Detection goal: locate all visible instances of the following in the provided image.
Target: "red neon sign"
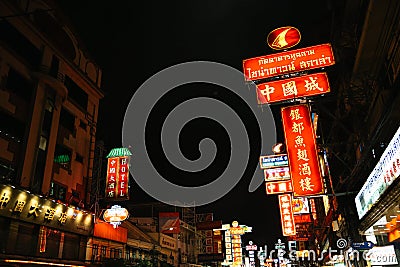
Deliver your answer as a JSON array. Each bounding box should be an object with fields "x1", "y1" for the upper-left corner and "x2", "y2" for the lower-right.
[
  {"x1": 265, "y1": 180, "x2": 293, "y2": 195},
  {"x1": 278, "y1": 194, "x2": 296, "y2": 236},
  {"x1": 281, "y1": 104, "x2": 324, "y2": 197},
  {"x1": 105, "y1": 156, "x2": 130, "y2": 200},
  {"x1": 256, "y1": 72, "x2": 330, "y2": 104},
  {"x1": 267, "y1": 26, "x2": 301, "y2": 50},
  {"x1": 243, "y1": 43, "x2": 335, "y2": 81}
]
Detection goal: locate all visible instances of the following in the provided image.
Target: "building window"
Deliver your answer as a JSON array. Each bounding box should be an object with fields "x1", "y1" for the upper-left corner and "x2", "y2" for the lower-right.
[
  {"x1": 101, "y1": 245, "x2": 107, "y2": 259},
  {"x1": 64, "y1": 76, "x2": 88, "y2": 111},
  {"x1": 79, "y1": 120, "x2": 87, "y2": 130},
  {"x1": 54, "y1": 144, "x2": 72, "y2": 170},
  {"x1": 6, "y1": 68, "x2": 34, "y2": 102},
  {"x1": 59, "y1": 107, "x2": 75, "y2": 134},
  {"x1": 0, "y1": 110, "x2": 25, "y2": 142},
  {"x1": 92, "y1": 244, "x2": 98, "y2": 262},
  {"x1": 49, "y1": 181, "x2": 66, "y2": 202},
  {"x1": 0, "y1": 20, "x2": 41, "y2": 67},
  {"x1": 75, "y1": 153, "x2": 84, "y2": 163}
]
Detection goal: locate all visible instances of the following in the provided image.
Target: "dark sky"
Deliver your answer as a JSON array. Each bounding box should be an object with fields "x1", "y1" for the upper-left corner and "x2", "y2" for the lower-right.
[{"x1": 57, "y1": 0, "x2": 334, "y2": 250}]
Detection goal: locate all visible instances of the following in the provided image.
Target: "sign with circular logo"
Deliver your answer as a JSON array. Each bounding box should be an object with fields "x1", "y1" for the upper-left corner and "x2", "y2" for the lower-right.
[
  {"x1": 267, "y1": 26, "x2": 301, "y2": 50},
  {"x1": 103, "y1": 205, "x2": 129, "y2": 228}
]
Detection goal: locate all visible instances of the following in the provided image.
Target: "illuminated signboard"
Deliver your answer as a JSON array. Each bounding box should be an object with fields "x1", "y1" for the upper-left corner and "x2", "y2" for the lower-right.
[
  {"x1": 278, "y1": 194, "x2": 296, "y2": 236},
  {"x1": 256, "y1": 72, "x2": 330, "y2": 104},
  {"x1": 366, "y1": 245, "x2": 398, "y2": 265},
  {"x1": 224, "y1": 221, "x2": 252, "y2": 265},
  {"x1": 281, "y1": 104, "x2": 324, "y2": 197},
  {"x1": 105, "y1": 149, "x2": 131, "y2": 201},
  {"x1": 355, "y1": 125, "x2": 400, "y2": 219},
  {"x1": 267, "y1": 26, "x2": 301, "y2": 50},
  {"x1": 292, "y1": 197, "x2": 310, "y2": 214},
  {"x1": 265, "y1": 180, "x2": 293, "y2": 195},
  {"x1": 0, "y1": 184, "x2": 93, "y2": 236},
  {"x1": 294, "y1": 214, "x2": 312, "y2": 224},
  {"x1": 243, "y1": 43, "x2": 335, "y2": 81},
  {"x1": 259, "y1": 154, "x2": 288, "y2": 169},
  {"x1": 264, "y1": 167, "x2": 290, "y2": 181},
  {"x1": 103, "y1": 205, "x2": 129, "y2": 228}
]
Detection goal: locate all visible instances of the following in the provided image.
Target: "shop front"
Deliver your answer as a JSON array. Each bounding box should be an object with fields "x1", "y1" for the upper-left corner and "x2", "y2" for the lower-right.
[
  {"x1": 0, "y1": 184, "x2": 93, "y2": 266},
  {"x1": 353, "y1": 126, "x2": 400, "y2": 267}
]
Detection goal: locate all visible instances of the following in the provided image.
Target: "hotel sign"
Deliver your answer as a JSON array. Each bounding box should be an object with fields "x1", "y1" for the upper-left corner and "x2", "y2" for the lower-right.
[
  {"x1": 256, "y1": 72, "x2": 330, "y2": 104},
  {"x1": 105, "y1": 156, "x2": 130, "y2": 200},
  {"x1": 243, "y1": 43, "x2": 335, "y2": 81},
  {"x1": 281, "y1": 104, "x2": 324, "y2": 197},
  {"x1": 0, "y1": 184, "x2": 93, "y2": 235}
]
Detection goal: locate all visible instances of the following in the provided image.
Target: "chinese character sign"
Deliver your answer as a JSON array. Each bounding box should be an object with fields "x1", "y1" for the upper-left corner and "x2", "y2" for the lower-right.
[
  {"x1": 105, "y1": 156, "x2": 130, "y2": 200},
  {"x1": 281, "y1": 104, "x2": 324, "y2": 196},
  {"x1": 278, "y1": 194, "x2": 296, "y2": 236},
  {"x1": 243, "y1": 43, "x2": 335, "y2": 81},
  {"x1": 0, "y1": 184, "x2": 93, "y2": 236},
  {"x1": 265, "y1": 180, "x2": 293, "y2": 195},
  {"x1": 256, "y1": 72, "x2": 330, "y2": 104}
]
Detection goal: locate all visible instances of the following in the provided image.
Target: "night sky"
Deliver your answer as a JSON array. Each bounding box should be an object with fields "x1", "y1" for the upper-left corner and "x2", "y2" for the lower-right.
[{"x1": 57, "y1": 0, "x2": 334, "y2": 250}]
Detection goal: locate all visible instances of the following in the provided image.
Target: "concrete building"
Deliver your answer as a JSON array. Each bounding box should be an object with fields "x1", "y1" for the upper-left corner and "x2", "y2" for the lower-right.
[{"x1": 0, "y1": 0, "x2": 103, "y2": 266}]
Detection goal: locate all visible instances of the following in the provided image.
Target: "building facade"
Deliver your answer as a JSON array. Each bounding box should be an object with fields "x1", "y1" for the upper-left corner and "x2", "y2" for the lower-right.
[
  {"x1": 316, "y1": 0, "x2": 400, "y2": 266},
  {"x1": 0, "y1": 0, "x2": 103, "y2": 266}
]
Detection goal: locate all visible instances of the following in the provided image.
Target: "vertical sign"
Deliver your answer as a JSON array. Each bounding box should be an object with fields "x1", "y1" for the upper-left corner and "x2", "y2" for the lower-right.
[
  {"x1": 105, "y1": 157, "x2": 118, "y2": 199},
  {"x1": 117, "y1": 156, "x2": 129, "y2": 199},
  {"x1": 105, "y1": 156, "x2": 130, "y2": 200},
  {"x1": 278, "y1": 194, "x2": 296, "y2": 236},
  {"x1": 281, "y1": 104, "x2": 324, "y2": 197}
]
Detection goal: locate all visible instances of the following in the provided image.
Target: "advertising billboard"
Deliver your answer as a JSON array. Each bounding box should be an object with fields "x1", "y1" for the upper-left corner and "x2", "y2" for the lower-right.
[{"x1": 159, "y1": 212, "x2": 180, "y2": 234}]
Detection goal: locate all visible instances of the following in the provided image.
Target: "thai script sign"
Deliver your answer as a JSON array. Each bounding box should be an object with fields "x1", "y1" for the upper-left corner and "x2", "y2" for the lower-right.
[
  {"x1": 243, "y1": 43, "x2": 335, "y2": 81},
  {"x1": 259, "y1": 154, "x2": 288, "y2": 169}
]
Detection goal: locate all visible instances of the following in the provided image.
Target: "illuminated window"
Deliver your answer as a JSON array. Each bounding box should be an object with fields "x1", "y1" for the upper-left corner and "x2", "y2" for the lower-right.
[{"x1": 49, "y1": 182, "x2": 66, "y2": 202}]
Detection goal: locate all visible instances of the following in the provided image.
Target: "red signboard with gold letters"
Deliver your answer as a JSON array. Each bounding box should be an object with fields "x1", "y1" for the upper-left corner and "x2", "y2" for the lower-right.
[
  {"x1": 242, "y1": 43, "x2": 335, "y2": 81},
  {"x1": 281, "y1": 104, "x2": 324, "y2": 197},
  {"x1": 278, "y1": 194, "x2": 296, "y2": 236},
  {"x1": 256, "y1": 72, "x2": 330, "y2": 104},
  {"x1": 105, "y1": 156, "x2": 130, "y2": 200}
]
